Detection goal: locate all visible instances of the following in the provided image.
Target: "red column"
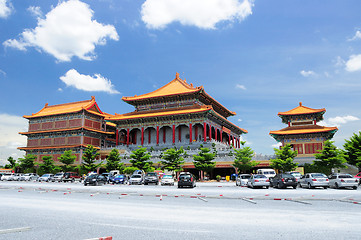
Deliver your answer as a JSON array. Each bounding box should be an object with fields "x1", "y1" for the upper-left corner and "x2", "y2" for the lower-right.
[
  {"x1": 115, "y1": 129, "x2": 119, "y2": 145},
  {"x1": 178, "y1": 127, "x2": 181, "y2": 142},
  {"x1": 203, "y1": 122, "x2": 207, "y2": 142},
  {"x1": 209, "y1": 125, "x2": 212, "y2": 141},
  {"x1": 156, "y1": 126, "x2": 159, "y2": 145},
  {"x1": 148, "y1": 129, "x2": 151, "y2": 144},
  {"x1": 141, "y1": 127, "x2": 144, "y2": 146},
  {"x1": 220, "y1": 130, "x2": 223, "y2": 142},
  {"x1": 215, "y1": 128, "x2": 217, "y2": 142},
  {"x1": 126, "y1": 128, "x2": 130, "y2": 146},
  {"x1": 172, "y1": 125, "x2": 175, "y2": 144},
  {"x1": 232, "y1": 136, "x2": 234, "y2": 147},
  {"x1": 189, "y1": 123, "x2": 193, "y2": 143}
]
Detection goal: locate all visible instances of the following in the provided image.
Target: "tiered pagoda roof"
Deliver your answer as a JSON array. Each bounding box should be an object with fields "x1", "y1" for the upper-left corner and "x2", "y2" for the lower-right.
[
  {"x1": 278, "y1": 102, "x2": 325, "y2": 123},
  {"x1": 122, "y1": 73, "x2": 236, "y2": 118},
  {"x1": 23, "y1": 96, "x2": 104, "y2": 118},
  {"x1": 270, "y1": 125, "x2": 338, "y2": 136}
]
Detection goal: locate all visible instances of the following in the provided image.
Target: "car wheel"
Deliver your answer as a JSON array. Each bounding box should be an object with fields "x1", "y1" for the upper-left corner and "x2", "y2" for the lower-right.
[
  {"x1": 353, "y1": 186, "x2": 357, "y2": 190},
  {"x1": 277, "y1": 183, "x2": 282, "y2": 189},
  {"x1": 308, "y1": 183, "x2": 313, "y2": 189},
  {"x1": 71, "y1": 178, "x2": 75, "y2": 182},
  {"x1": 251, "y1": 183, "x2": 255, "y2": 189},
  {"x1": 178, "y1": 185, "x2": 181, "y2": 188},
  {"x1": 323, "y1": 186, "x2": 328, "y2": 189},
  {"x1": 293, "y1": 185, "x2": 297, "y2": 189},
  {"x1": 84, "y1": 183, "x2": 87, "y2": 186},
  {"x1": 335, "y1": 183, "x2": 339, "y2": 189},
  {"x1": 144, "y1": 183, "x2": 148, "y2": 185}
]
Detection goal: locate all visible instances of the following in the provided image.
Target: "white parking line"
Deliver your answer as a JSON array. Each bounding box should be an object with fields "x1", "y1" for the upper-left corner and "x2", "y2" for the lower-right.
[{"x1": 0, "y1": 227, "x2": 31, "y2": 234}]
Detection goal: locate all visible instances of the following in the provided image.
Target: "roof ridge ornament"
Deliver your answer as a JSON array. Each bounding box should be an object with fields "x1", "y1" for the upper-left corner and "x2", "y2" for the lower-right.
[
  {"x1": 176, "y1": 72, "x2": 180, "y2": 79},
  {"x1": 299, "y1": 102, "x2": 302, "y2": 106}
]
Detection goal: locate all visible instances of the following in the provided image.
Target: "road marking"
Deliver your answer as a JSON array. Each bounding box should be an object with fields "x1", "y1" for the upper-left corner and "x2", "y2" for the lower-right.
[
  {"x1": 0, "y1": 227, "x2": 31, "y2": 234},
  {"x1": 197, "y1": 196, "x2": 208, "y2": 202},
  {"x1": 241, "y1": 198, "x2": 257, "y2": 204}
]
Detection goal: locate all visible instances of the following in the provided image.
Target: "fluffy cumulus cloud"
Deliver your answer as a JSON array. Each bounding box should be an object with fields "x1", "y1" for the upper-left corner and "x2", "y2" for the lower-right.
[
  {"x1": 0, "y1": 113, "x2": 28, "y2": 165},
  {"x1": 345, "y1": 54, "x2": 361, "y2": 72},
  {"x1": 300, "y1": 70, "x2": 316, "y2": 77},
  {"x1": 141, "y1": 0, "x2": 254, "y2": 29},
  {"x1": 0, "y1": 0, "x2": 12, "y2": 18},
  {"x1": 60, "y1": 69, "x2": 120, "y2": 94},
  {"x1": 3, "y1": 0, "x2": 119, "y2": 62},
  {"x1": 348, "y1": 30, "x2": 361, "y2": 41},
  {"x1": 320, "y1": 115, "x2": 360, "y2": 127},
  {"x1": 27, "y1": 6, "x2": 43, "y2": 18}
]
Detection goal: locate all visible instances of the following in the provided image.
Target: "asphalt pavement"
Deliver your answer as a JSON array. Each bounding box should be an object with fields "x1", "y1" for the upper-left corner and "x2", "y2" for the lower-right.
[{"x1": 0, "y1": 181, "x2": 360, "y2": 240}]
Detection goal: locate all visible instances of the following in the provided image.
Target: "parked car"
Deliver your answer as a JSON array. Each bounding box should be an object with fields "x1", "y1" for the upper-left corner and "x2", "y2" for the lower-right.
[
  {"x1": 19, "y1": 173, "x2": 39, "y2": 181},
  {"x1": 111, "y1": 174, "x2": 127, "y2": 184},
  {"x1": 84, "y1": 174, "x2": 107, "y2": 186},
  {"x1": 247, "y1": 174, "x2": 270, "y2": 189},
  {"x1": 178, "y1": 172, "x2": 196, "y2": 188},
  {"x1": 1, "y1": 173, "x2": 14, "y2": 181},
  {"x1": 161, "y1": 175, "x2": 175, "y2": 186},
  {"x1": 299, "y1": 173, "x2": 329, "y2": 189},
  {"x1": 129, "y1": 174, "x2": 144, "y2": 185},
  {"x1": 62, "y1": 172, "x2": 81, "y2": 182},
  {"x1": 235, "y1": 174, "x2": 251, "y2": 187},
  {"x1": 144, "y1": 172, "x2": 159, "y2": 185},
  {"x1": 354, "y1": 172, "x2": 361, "y2": 185},
  {"x1": 11, "y1": 173, "x2": 23, "y2": 181},
  {"x1": 256, "y1": 169, "x2": 276, "y2": 178},
  {"x1": 52, "y1": 172, "x2": 64, "y2": 182},
  {"x1": 270, "y1": 173, "x2": 297, "y2": 189},
  {"x1": 38, "y1": 174, "x2": 54, "y2": 182},
  {"x1": 286, "y1": 171, "x2": 302, "y2": 182},
  {"x1": 329, "y1": 173, "x2": 358, "y2": 190}
]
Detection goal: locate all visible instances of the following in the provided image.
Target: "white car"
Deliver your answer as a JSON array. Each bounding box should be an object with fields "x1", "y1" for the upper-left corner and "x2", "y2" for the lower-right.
[
  {"x1": 38, "y1": 174, "x2": 54, "y2": 182},
  {"x1": 256, "y1": 169, "x2": 276, "y2": 178},
  {"x1": 1, "y1": 173, "x2": 14, "y2": 181},
  {"x1": 329, "y1": 173, "x2": 358, "y2": 190},
  {"x1": 236, "y1": 174, "x2": 251, "y2": 186},
  {"x1": 20, "y1": 173, "x2": 39, "y2": 181},
  {"x1": 299, "y1": 173, "x2": 329, "y2": 189},
  {"x1": 11, "y1": 173, "x2": 23, "y2": 181},
  {"x1": 160, "y1": 175, "x2": 175, "y2": 186},
  {"x1": 129, "y1": 174, "x2": 144, "y2": 185}
]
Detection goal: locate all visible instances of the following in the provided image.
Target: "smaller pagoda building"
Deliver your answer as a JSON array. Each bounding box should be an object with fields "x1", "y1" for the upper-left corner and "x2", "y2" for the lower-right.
[
  {"x1": 18, "y1": 97, "x2": 116, "y2": 164},
  {"x1": 269, "y1": 102, "x2": 338, "y2": 164}
]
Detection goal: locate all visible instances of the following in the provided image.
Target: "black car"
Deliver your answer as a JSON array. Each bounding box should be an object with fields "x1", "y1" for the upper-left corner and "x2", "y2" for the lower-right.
[
  {"x1": 270, "y1": 173, "x2": 297, "y2": 189},
  {"x1": 84, "y1": 174, "x2": 107, "y2": 186},
  {"x1": 178, "y1": 172, "x2": 196, "y2": 188},
  {"x1": 144, "y1": 172, "x2": 159, "y2": 185}
]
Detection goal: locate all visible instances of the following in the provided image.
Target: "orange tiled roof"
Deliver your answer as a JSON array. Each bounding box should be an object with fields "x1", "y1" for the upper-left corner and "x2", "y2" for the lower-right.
[
  {"x1": 18, "y1": 144, "x2": 100, "y2": 150},
  {"x1": 106, "y1": 104, "x2": 212, "y2": 121},
  {"x1": 19, "y1": 127, "x2": 114, "y2": 135},
  {"x1": 122, "y1": 73, "x2": 202, "y2": 102},
  {"x1": 24, "y1": 96, "x2": 104, "y2": 118},
  {"x1": 278, "y1": 102, "x2": 325, "y2": 116},
  {"x1": 269, "y1": 125, "x2": 338, "y2": 135}
]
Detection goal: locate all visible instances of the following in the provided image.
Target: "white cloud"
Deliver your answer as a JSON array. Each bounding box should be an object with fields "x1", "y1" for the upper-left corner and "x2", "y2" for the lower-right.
[
  {"x1": 236, "y1": 84, "x2": 246, "y2": 90},
  {"x1": 272, "y1": 142, "x2": 282, "y2": 148},
  {"x1": 348, "y1": 30, "x2": 361, "y2": 41},
  {"x1": 141, "y1": 0, "x2": 254, "y2": 30},
  {"x1": 0, "y1": 113, "x2": 27, "y2": 165},
  {"x1": 3, "y1": 0, "x2": 119, "y2": 62},
  {"x1": 345, "y1": 54, "x2": 361, "y2": 72},
  {"x1": 334, "y1": 56, "x2": 345, "y2": 67},
  {"x1": 0, "y1": 0, "x2": 12, "y2": 19},
  {"x1": 320, "y1": 115, "x2": 360, "y2": 127},
  {"x1": 60, "y1": 69, "x2": 120, "y2": 94},
  {"x1": 238, "y1": 118, "x2": 242, "y2": 122},
  {"x1": 27, "y1": 6, "x2": 43, "y2": 18},
  {"x1": 300, "y1": 70, "x2": 316, "y2": 77}
]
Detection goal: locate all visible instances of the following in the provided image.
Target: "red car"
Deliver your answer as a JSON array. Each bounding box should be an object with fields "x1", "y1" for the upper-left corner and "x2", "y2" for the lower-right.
[{"x1": 63, "y1": 172, "x2": 82, "y2": 182}]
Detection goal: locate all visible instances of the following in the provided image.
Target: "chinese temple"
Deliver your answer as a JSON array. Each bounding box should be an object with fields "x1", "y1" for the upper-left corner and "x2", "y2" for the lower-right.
[
  {"x1": 18, "y1": 97, "x2": 116, "y2": 164},
  {"x1": 269, "y1": 102, "x2": 338, "y2": 164},
  {"x1": 106, "y1": 73, "x2": 247, "y2": 150}
]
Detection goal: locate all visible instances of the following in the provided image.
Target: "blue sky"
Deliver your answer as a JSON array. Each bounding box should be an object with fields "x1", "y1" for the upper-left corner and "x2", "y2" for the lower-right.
[{"x1": 1, "y1": 0, "x2": 361, "y2": 165}]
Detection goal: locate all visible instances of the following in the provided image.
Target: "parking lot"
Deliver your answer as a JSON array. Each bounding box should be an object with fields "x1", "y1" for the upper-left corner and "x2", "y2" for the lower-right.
[{"x1": 1, "y1": 181, "x2": 360, "y2": 240}]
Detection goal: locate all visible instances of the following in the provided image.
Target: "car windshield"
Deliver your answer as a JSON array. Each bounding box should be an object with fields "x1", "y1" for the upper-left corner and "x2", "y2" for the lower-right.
[
  {"x1": 42, "y1": 174, "x2": 50, "y2": 177},
  {"x1": 241, "y1": 175, "x2": 251, "y2": 179},
  {"x1": 147, "y1": 173, "x2": 157, "y2": 176},
  {"x1": 291, "y1": 172, "x2": 302, "y2": 177},
  {"x1": 282, "y1": 174, "x2": 293, "y2": 178},
  {"x1": 180, "y1": 175, "x2": 191, "y2": 180},
  {"x1": 163, "y1": 175, "x2": 172, "y2": 179},
  {"x1": 339, "y1": 174, "x2": 352, "y2": 178},
  {"x1": 254, "y1": 175, "x2": 267, "y2": 179},
  {"x1": 311, "y1": 173, "x2": 326, "y2": 178},
  {"x1": 131, "y1": 175, "x2": 141, "y2": 179},
  {"x1": 115, "y1": 175, "x2": 124, "y2": 178},
  {"x1": 88, "y1": 175, "x2": 98, "y2": 179},
  {"x1": 54, "y1": 173, "x2": 63, "y2": 176},
  {"x1": 24, "y1": 174, "x2": 31, "y2": 176}
]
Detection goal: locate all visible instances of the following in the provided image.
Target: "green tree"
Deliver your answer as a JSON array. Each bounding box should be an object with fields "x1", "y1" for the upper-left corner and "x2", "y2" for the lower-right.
[
  {"x1": 6, "y1": 156, "x2": 17, "y2": 168},
  {"x1": 193, "y1": 147, "x2": 216, "y2": 180},
  {"x1": 233, "y1": 141, "x2": 258, "y2": 174},
  {"x1": 161, "y1": 147, "x2": 185, "y2": 174},
  {"x1": 270, "y1": 144, "x2": 298, "y2": 173},
  {"x1": 38, "y1": 155, "x2": 56, "y2": 175},
  {"x1": 343, "y1": 131, "x2": 361, "y2": 169},
  {"x1": 59, "y1": 150, "x2": 76, "y2": 172},
  {"x1": 105, "y1": 149, "x2": 124, "y2": 172},
  {"x1": 124, "y1": 166, "x2": 139, "y2": 175},
  {"x1": 19, "y1": 154, "x2": 36, "y2": 173},
  {"x1": 129, "y1": 146, "x2": 153, "y2": 172},
  {"x1": 81, "y1": 145, "x2": 101, "y2": 172},
  {"x1": 314, "y1": 140, "x2": 346, "y2": 175}
]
